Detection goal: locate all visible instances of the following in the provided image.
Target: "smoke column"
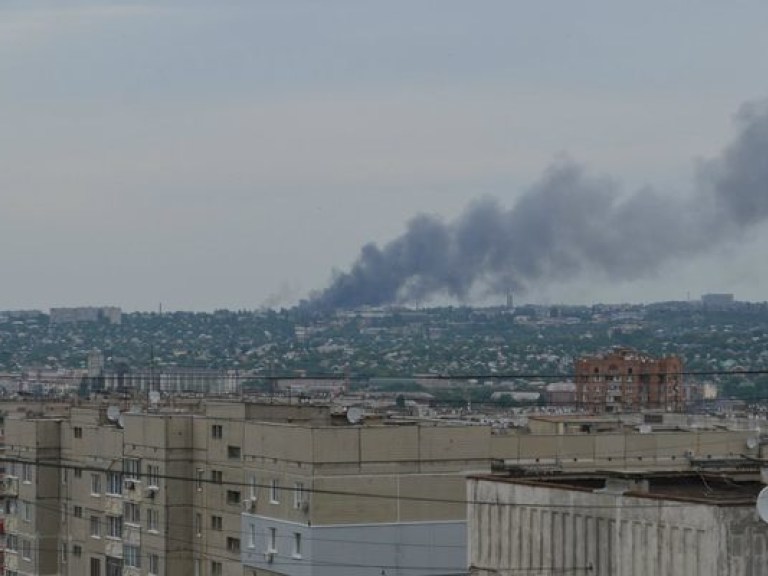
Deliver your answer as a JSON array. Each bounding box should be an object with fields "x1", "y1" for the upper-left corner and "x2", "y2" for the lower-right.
[{"x1": 312, "y1": 100, "x2": 768, "y2": 309}]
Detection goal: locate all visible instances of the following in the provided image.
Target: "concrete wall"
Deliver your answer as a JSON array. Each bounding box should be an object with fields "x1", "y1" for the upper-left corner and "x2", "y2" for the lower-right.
[
  {"x1": 242, "y1": 514, "x2": 467, "y2": 576},
  {"x1": 468, "y1": 478, "x2": 768, "y2": 576}
]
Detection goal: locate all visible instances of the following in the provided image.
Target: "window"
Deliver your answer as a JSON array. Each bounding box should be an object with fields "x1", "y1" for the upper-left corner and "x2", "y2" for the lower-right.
[
  {"x1": 195, "y1": 513, "x2": 202, "y2": 537},
  {"x1": 211, "y1": 424, "x2": 223, "y2": 439},
  {"x1": 107, "y1": 472, "x2": 122, "y2": 495},
  {"x1": 91, "y1": 473, "x2": 101, "y2": 495},
  {"x1": 293, "y1": 482, "x2": 305, "y2": 509},
  {"x1": 270, "y1": 479, "x2": 280, "y2": 503},
  {"x1": 90, "y1": 515, "x2": 101, "y2": 538},
  {"x1": 147, "y1": 508, "x2": 159, "y2": 532},
  {"x1": 211, "y1": 470, "x2": 223, "y2": 484},
  {"x1": 6, "y1": 534, "x2": 17, "y2": 552},
  {"x1": 124, "y1": 502, "x2": 140, "y2": 525},
  {"x1": 90, "y1": 557, "x2": 101, "y2": 576},
  {"x1": 196, "y1": 468, "x2": 204, "y2": 490},
  {"x1": 227, "y1": 445, "x2": 241, "y2": 459},
  {"x1": 148, "y1": 554, "x2": 159, "y2": 576},
  {"x1": 106, "y1": 557, "x2": 122, "y2": 576},
  {"x1": 249, "y1": 523, "x2": 256, "y2": 548},
  {"x1": 21, "y1": 463, "x2": 32, "y2": 483},
  {"x1": 124, "y1": 545, "x2": 141, "y2": 568},
  {"x1": 226, "y1": 490, "x2": 241, "y2": 505},
  {"x1": 267, "y1": 527, "x2": 277, "y2": 552},
  {"x1": 75, "y1": 467, "x2": 82, "y2": 479},
  {"x1": 248, "y1": 474, "x2": 257, "y2": 500},
  {"x1": 74, "y1": 426, "x2": 83, "y2": 439},
  {"x1": 72, "y1": 544, "x2": 82, "y2": 557},
  {"x1": 211, "y1": 515, "x2": 222, "y2": 531},
  {"x1": 61, "y1": 542, "x2": 68, "y2": 564},
  {"x1": 74, "y1": 505, "x2": 83, "y2": 518},
  {"x1": 21, "y1": 500, "x2": 31, "y2": 522},
  {"x1": 123, "y1": 458, "x2": 140, "y2": 480},
  {"x1": 21, "y1": 539, "x2": 31, "y2": 560},
  {"x1": 293, "y1": 532, "x2": 302, "y2": 558},
  {"x1": 211, "y1": 561, "x2": 222, "y2": 576},
  {"x1": 146, "y1": 464, "x2": 160, "y2": 488},
  {"x1": 226, "y1": 537, "x2": 241, "y2": 553},
  {"x1": 107, "y1": 515, "x2": 123, "y2": 539}
]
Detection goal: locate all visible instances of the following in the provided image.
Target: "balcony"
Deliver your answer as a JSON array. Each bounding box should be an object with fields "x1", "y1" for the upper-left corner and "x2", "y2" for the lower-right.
[
  {"x1": 5, "y1": 516, "x2": 18, "y2": 533},
  {"x1": 123, "y1": 524, "x2": 141, "y2": 547},
  {"x1": 5, "y1": 551, "x2": 18, "y2": 571},
  {"x1": 123, "y1": 479, "x2": 143, "y2": 503},
  {"x1": 105, "y1": 539, "x2": 123, "y2": 559},
  {"x1": 0, "y1": 477, "x2": 19, "y2": 497},
  {"x1": 123, "y1": 567, "x2": 141, "y2": 576},
  {"x1": 104, "y1": 495, "x2": 123, "y2": 515}
]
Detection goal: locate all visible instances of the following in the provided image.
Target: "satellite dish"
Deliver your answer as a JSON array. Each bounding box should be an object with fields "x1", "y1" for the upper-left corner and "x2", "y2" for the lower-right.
[
  {"x1": 149, "y1": 391, "x2": 160, "y2": 406},
  {"x1": 117, "y1": 413, "x2": 125, "y2": 429},
  {"x1": 757, "y1": 486, "x2": 768, "y2": 523},
  {"x1": 747, "y1": 437, "x2": 760, "y2": 450},
  {"x1": 106, "y1": 405, "x2": 120, "y2": 422},
  {"x1": 346, "y1": 407, "x2": 364, "y2": 424}
]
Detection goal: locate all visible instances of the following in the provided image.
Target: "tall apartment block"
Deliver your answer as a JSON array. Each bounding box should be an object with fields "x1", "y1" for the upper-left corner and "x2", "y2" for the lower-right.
[{"x1": 575, "y1": 347, "x2": 684, "y2": 413}]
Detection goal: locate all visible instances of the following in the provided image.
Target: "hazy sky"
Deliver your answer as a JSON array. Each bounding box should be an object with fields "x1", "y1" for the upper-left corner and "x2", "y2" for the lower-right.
[{"x1": 3, "y1": 1, "x2": 768, "y2": 311}]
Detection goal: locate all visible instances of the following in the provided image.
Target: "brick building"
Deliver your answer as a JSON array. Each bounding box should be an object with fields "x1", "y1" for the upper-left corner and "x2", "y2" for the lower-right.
[{"x1": 575, "y1": 348, "x2": 683, "y2": 413}]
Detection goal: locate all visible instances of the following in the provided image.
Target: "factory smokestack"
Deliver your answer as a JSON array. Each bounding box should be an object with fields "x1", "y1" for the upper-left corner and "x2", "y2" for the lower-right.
[{"x1": 312, "y1": 100, "x2": 768, "y2": 309}]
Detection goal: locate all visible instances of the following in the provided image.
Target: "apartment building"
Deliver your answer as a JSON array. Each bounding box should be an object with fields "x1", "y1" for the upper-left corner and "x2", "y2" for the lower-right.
[
  {"x1": 575, "y1": 347, "x2": 684, "y2": 413},
  {"x1": 1, "y1": 400, "x2": 763, "y2": 576}
]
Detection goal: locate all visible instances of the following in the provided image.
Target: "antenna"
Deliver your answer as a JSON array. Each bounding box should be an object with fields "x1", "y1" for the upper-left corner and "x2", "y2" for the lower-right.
[
  {"x1": 106, "y1": 405, "x2": 120, "y2": 422},
  {"x1": 757, "y1": 486, "x2": 768, "y2": 523},
  {"x1": 346, "y1": 406, "x2": 364, "y2": 425}
]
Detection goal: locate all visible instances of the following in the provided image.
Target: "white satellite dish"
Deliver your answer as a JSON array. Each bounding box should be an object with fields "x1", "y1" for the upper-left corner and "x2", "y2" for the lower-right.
[
  {"x1": 757, "y1": 486, "x2": 768, "y2": 523},
  {"x1": 747, "y1": 437, "x2": 759, "y2": 450},
  {"x1": 346, "y1": 407, "x2": 364, "y2": 424},
  {"x1": 106, "y1": 405, "x2": 120, "y2": 422},
  {"x1": 149, "y1": 391, "x2": 160, "y2": 406},
  {"x1": 117, "y1": 413, "x2": 125, "y2": 429}
]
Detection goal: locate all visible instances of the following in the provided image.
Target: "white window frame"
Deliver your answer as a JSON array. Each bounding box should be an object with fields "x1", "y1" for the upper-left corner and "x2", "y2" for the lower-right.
[
  {"x1": 90, "y1": 515, "x2": 101, "y2": 538},
  {"x1": 293, "y1": 532, "x2": 302, "y2": 558},
  {"x1": 293, "y1": 481, "x2": 305, "y2": 509},
  {"x1": 270, "y1": 479, "x2": 280, "y2": 504},
  {"x1": 267, "y1": 526, "x2": 277, "y2": 553}
]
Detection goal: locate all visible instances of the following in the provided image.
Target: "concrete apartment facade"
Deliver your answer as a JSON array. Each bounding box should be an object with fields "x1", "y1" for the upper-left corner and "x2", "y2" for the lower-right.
[
  {"x1": 467, "y1": 472, "x2": 768, "y2": 576},
  {"x1": 0, "y1": 400, "x2": 764, "y2": 576},
  {"x1": 575, "y1": 347, "x2": 684, "y2": 413}
]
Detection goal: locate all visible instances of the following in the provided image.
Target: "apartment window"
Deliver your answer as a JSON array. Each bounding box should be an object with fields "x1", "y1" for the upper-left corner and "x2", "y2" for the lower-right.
[
  {"x1": 74, "y1": 505, "x2": 83, "y2": 518},
  {"x1": 148, "y1": 554, "x2": 160, "y2": 576},
  {"x1": 123, "y1": 458, "x2": 141, "y2": 480},
  {"x1": 61, "y1": 468, "x2": 68, "y2": 485},
  {"x1": 75, "y1": 467, "x2": 82, "y2": 479},
  {"x1": 21, "y1": 539, "x2": 32, "y2": 560},
  {"x1": 267, "y1": 527, "x2": 277, "y2": 552},
  {"x1": 211, "y1": 561, "x2": 223, "y2": 576},
  {"x1": 61, "y1": 542, "x2": 68, "y2": 564},
  {"x1": 72, "y1": 544, "x2": 82, "y2": 557},
  {"x1": 107, "y1": 472, "x2": 122, "y2": 495},
  {"x1": 196, "y1": 468, "x2": 204, "y2": 490},
  {"x1": 227, "y1": 445, "x2": 241, "y2": 459},
  {"x1": 211, "y1": 515, "x2": 223, "y2": 531},
  {"x1": 74, "y1": 426, "x2": 83, "y2": 439},
  {"x1": 147, "y1": 508, "x2": 159, "y2": 532},
  {"x1": 90, "y1": 557, "x2": 101, "y2": 576},
  {"x1": 226, "y1": 490, "x2": 241, "y2": 505},
  {"x1": 195, "y1": 513, "x2": 202, "y2": 537},
  {"x1": 146, "y1": 464, "x2": 160, "y2": 488},
  {"x1": 107, "y1": 515, "x2": 123, "y2": 539},
  {"x1": 21, "y1": 500, "x2": 31, "y2": 522},
  {"x1": 194, "y1": 559, "x2": 201, "y2": 576},
  {"x1": 21, "y1": 463, "x2": 32, "y2": 483},
  {"x1": 293, "y1": 532, "x2": 302, "y2": 558},
  {"x1": 91, "y1": 473, "x2": 101, "y2": 495},
  {"x1": 293, "y1": 481, "x2": 305, "y2": 509},
  {"x1": 90, "y1": 515, "x2": 101, "y2": 538},
  {"x1": 124, "y1": 545, "x2": 141, "y2": 568},
  {"x1": 226, "y1": 537, "x2": 241, "y2": 553},
  {"x1": 106, "y1": 557, "x2": 122, "y2": 576},
  {"x1": 249, "y1": 523, "x2": 257, "y2": 548},
  {"x1": 249, "y1": 474, "x2": 258, "y2": 500},
  {"x1": 211, "y1": 470, "x2": 223, "y2": 484},
  {"x1": 211, "y1": 424, "x2": 223, "y2": 439},
  {"x1": 6, "y1": 534, "x2": 17, "y2": 552},
  {"x1": 270, "y1": 479, "x2": 280, "y2": 503},
  {"x1": 124, "y1": 502, "x2": 140, "y2": 525}
]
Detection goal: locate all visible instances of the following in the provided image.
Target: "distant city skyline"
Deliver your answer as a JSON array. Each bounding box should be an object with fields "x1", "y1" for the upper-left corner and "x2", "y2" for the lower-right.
[{"x1": 2, "y1": 1, "x2": 768, "y2": 311}]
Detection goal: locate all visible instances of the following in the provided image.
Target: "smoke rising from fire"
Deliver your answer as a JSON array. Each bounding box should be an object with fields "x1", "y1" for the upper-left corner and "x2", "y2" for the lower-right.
[{"x1": 312, "y1": 101, "x2": 768, "y2": 309}]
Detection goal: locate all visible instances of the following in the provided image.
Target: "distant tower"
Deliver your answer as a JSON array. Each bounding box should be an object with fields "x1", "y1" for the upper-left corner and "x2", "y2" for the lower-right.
[{"x1": 506, "y1": 290, "x2": 514, "y2": 310}]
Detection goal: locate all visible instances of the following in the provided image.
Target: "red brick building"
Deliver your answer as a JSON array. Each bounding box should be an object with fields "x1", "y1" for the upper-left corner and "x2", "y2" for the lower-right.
[{"x1": 575, "y1": 347, "x2": 683, "y2": 413}]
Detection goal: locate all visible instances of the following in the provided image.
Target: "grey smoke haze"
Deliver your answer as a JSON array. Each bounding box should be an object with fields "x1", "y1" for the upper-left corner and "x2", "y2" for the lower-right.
[{"x1": 314, "y1": 101, "x2": 768, "y2": 309}]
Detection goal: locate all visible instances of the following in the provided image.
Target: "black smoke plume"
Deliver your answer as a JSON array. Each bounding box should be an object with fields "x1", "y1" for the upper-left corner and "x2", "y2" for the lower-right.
[{"x1": 312, "y1": 100, "x2": 768, "y2": 309}]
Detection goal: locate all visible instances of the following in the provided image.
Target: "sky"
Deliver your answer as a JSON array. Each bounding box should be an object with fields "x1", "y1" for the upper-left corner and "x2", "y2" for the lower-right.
[{"x1": 2, "y1": 1, "x2": 768, "y2": 311}]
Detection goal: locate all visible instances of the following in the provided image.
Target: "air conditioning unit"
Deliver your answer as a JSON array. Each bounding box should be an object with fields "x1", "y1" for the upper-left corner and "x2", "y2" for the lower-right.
[
  {"x1": 145, "y1": 486, "x2": 158, "y2": 498},
  {"x1": 243, "y1": 499, "x2": 257, "y2": 513},
  {"x1": 123, "y1": 478, "x2": 138, "y2": 491}
]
